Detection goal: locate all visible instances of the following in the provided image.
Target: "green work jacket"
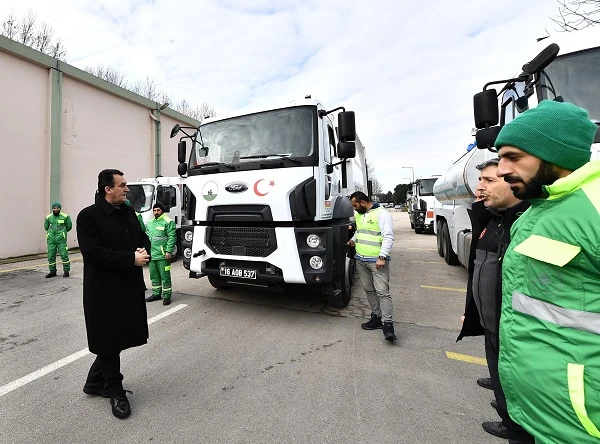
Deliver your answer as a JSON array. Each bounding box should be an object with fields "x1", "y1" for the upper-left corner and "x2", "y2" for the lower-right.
[
  {"x1": 44, "y1": 212, "x2": 72, "y2": 244},
  {"x1": 145, "y1": 214, "x2": 176, "y2": 261},
  {"x1": 499, "y1": 160, "x2": 600, "y2": 443}
]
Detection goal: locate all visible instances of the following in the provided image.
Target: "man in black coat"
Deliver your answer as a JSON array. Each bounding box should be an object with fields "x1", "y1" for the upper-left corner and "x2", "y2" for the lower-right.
[
  {"x1": 457, "y1": 159, "x2": 532, "y2": 443},
  {"x1": 77, "y1": 169, "x2": 151, "y2": 419}
]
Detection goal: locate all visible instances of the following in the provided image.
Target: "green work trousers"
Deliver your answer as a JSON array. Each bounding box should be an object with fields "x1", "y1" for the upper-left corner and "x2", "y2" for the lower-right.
[
  {"x1": 149, "y1": 259, "x2": 172, "y2": 300},
  {"x1": 48, "y1": 241, "x2": 70, "y2": 272}
]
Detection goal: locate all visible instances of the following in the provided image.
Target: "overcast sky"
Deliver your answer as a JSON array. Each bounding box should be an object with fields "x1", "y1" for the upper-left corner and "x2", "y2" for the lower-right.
[{"x1": 2, "y1": 0, "x2": 599, "y2": 192}]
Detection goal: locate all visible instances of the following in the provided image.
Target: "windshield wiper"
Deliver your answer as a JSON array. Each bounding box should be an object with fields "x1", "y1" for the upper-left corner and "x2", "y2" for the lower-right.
[
  {"x1": 190, "y1": 161, "x2": 237, "y2": 171},
  {"x1": 239, "y1": 154, "x2": 302, "y2": 165}
]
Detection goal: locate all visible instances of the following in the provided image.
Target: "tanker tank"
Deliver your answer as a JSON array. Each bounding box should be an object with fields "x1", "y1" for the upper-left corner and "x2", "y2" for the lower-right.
[{"x1": 433, "y1": 147, "x2": 498, "y2": 205}]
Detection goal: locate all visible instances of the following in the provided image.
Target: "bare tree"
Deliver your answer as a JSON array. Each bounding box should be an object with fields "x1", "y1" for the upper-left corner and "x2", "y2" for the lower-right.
[
  {"x1": 366, "y1": 159, "x2": 383, "y2": 195},
  {"x1": 0, "y1": 11, "x2": 67, "y2": 60},
  {"x1": 85, "y1": 65, "x2": 128, "y2": 88},
  {"x1": 553, "y1": 0, "x2": 600, "y2": 31}
]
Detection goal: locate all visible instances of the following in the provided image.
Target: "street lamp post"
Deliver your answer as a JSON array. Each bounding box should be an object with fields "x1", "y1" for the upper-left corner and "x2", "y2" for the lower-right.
[{"x1": 402, "y1": 166, "x2": 414, "y2": 183}]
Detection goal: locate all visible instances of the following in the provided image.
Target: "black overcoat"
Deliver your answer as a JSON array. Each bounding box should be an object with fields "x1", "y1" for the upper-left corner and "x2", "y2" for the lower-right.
[
  {"x1": 76, "y1": 196, "x2": 151, "y2": 355},
  {"x1": 457, "y1": 199, "x2": 530, "y2": 341}
]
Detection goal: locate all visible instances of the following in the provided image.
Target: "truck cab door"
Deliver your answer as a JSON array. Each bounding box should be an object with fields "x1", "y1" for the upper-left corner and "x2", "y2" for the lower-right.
[{"x1": 156, "y1": 185, "x2": 180, "y2": 225}]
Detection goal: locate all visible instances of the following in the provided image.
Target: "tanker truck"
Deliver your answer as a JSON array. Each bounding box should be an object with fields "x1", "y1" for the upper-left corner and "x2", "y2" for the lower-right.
[
  {"x1": 407, "y1": 176, "x2": 442, "y2": 234},
  {"x1": 434, "y1": 33, "x2": 600, "y2": 267},
  {"x1": 169, "y1": 97, "x2": 368, "y2": 308}
]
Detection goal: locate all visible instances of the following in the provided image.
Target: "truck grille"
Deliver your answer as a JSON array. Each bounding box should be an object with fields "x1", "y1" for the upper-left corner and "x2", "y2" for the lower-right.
[{"x1": 208, "y1": 226, "x2": 276, "y2": 257}]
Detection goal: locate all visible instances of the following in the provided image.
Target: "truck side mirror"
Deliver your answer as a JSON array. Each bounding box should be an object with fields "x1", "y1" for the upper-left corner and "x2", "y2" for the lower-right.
[
  {"x1": 178, "y1": 163, "x2": 188, "y2": 176},
  {"x1": 338, "y1": 111, "x2": 356, "y2": 142},
  {"x1": 475, "y1": 126, "x2": 502, "y2": 152},
  {"x1": 473, "y1": 89, "x2": 499, "y2": 129},
  {"x1": 337, "y1": 141, "x2": 356, "y2": 159},
  {"x1": 178, "y1": 141, "x2": 187, "y2": 164}
]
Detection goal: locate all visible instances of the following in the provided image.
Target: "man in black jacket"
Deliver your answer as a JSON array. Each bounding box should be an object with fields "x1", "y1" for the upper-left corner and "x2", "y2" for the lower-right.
[
  {"x1": 77, "y1": 169, "x2": 151, "y2": 419},
  {"x1": 457, "y1": 159, "x2": 533, "y2": 443}
]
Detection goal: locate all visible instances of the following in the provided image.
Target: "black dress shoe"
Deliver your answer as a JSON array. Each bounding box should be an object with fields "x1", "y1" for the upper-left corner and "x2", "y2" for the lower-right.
[
  {"x1": 477, "y1": 377, "x2": 493, "y2": 390},
  {"x1": 145, "y1": 294, "x2": 161, "y2": 302},
  {"x1": 110, "y1": 390, "x2": 132, "y2": 419},
  {"x1": 482, "y1": 421, "x2": 509, "y2": 439},
  {"x1": 83, "y1": 383, "x2": 109, "y2": 398},
  {"x1": 163, "y1": 298, "x2": 171, "y2": 306},
  {"x1": 45, "y1": 271, "x2": 57, "y2": 278}
]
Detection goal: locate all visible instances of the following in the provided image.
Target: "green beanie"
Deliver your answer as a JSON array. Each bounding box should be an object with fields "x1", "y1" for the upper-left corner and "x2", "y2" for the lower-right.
[
  {"x1": 51, "y1": 202, "x2": 61, "y2": 209},
  {"x1": 495, "y1": 100, "x2": 596, "y2": 171}
]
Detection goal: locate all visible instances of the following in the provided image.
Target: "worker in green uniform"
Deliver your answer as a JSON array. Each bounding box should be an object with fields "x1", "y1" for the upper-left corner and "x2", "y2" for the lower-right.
[
  {"x1": 44, "y1": 202, "x2": 72, "y2": 278},
  {"x1": 145, "y1": 202, "x2": 176, "y2": 305}
]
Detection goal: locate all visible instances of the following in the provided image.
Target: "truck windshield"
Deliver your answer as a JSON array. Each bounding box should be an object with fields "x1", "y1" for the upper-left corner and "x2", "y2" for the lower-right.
[
  {"x1": 539, "y1": 47, "x2": 600, "y2": 123},
  {"x1": 418, "y1": 179, "x2": 437, "y2": 196},
  {"x1": 127, "y1": 184, "x2": 154, "y2": 213},
  {"x1": 190, "y1": 107, "x2": 315, "y2": 168}
]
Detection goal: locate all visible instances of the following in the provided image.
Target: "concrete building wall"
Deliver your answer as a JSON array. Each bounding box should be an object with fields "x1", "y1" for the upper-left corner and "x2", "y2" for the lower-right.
[
  {"x1": 0, "y1": 36, "x2": 199, "y2": 259},
  {"x1": 61, "y1": 77, "x2": 154, "y2": 249},
  {"x1": 0, "y1": 51, "x2": 51, "y2": 257}
]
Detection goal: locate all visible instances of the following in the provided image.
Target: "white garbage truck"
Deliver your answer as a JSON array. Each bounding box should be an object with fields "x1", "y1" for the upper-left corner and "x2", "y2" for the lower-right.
[
  {"x1": 407, "y1": 176, "x2": 441, "y2": 234},
  {"x1": 169, "y1": 97, "x2": 369, "y2": 307},
  {"x1": 434, "y1": 35, "x2": 600, "y2": 267},
  {"x1": 126, "y1": 176, "x2": 186, "y2": 260}
]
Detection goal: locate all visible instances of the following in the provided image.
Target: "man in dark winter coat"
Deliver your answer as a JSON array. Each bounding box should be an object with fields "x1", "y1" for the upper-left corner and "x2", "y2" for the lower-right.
[
  {"x1": 457, "y1": 158, "x2": 533, "y2": 443},
  {"x1": 77, "y1": 169, "x2": 151, "y2": 419}
]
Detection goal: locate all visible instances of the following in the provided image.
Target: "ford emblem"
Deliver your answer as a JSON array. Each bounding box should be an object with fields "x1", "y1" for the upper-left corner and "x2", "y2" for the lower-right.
[{"x1": 225, "y1": 182, "x2": 248, "y2": 193}]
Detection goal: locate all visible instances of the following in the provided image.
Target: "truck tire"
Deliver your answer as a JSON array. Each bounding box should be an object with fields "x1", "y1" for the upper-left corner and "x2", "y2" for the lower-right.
[
  {"x1": 208, "y1": 275, "x2": 230, "y2": 290},
  {"x1": 442, "y1": 222, "x2": 460, "y2": 266},
  {"x1": 436, "y1": 220, "x2": 444, "y2": 257},
  {"x1": 326, "y1": 256, "x2": 354, "y2": 308},
  {"x1": 410, "y1": 222, "x2": 415, "y2": 229}
]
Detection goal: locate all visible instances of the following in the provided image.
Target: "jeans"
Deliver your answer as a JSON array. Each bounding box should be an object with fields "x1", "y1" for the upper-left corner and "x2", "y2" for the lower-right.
[{"x1": 356, "y1": 259, "x2": 393, "y2": 322}]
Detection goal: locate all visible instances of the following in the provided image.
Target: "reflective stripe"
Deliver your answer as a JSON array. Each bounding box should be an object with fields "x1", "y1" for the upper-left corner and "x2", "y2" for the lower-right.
[
  {"x1": 153, "y1": 236, "x2": 167, "y2": 241},
  {"x1": 513, "y1": 234, "x2": 580, "y2": 267},
  {"x1": 568, "y1": 363, "x2": 600, "y2": 438},
  {"x1": 513, "y1": 292, "x2": 600, "y2": 335},
  {"x1": 356, "y1": 229, "x2": 381, "y2": 236},
  {"x1": 163, "y1": 287, "x2": 171, "y2": 291},
  {"x1": 355, "y1": 239, "x2": 381, "y2": 247},
  {"x1": 164, "y1": 265, "x2": 171, "y2": 272}
]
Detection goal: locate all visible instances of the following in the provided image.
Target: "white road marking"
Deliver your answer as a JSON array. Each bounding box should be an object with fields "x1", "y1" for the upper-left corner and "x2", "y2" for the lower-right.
[{"x1": 0, "y1": 304, "x2": 188, "y2": 398}]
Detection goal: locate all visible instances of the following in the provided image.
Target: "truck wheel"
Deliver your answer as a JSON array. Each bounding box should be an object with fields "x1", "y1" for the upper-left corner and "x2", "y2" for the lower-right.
[
  {"x1": 410, "y1": 222, "x2": 415, "y2": 229},
  {"x1": 327, "y1": 257, "x2": 353, "y2": 308},
  {"x1": 208, "y1": 275, "x2": 230, "y2": 290},
  {"x1": 442, "y1": 222, "x2": 460, "y2": 266},
  {"x1": 436, "y1": 221, "x2": 444, "y2": 257}
]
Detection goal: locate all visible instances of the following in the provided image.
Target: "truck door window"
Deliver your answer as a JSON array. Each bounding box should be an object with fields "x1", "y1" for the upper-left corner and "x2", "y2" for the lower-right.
[
  {"x1": 500, "y1": 82, "x2": 526, "y2": 126},
  {"x1": 327, "y1": 125, "x2": 336, "y2": 163},
  {"x1": 157, "y1": 186, "x2": 177, "y2": 208}
]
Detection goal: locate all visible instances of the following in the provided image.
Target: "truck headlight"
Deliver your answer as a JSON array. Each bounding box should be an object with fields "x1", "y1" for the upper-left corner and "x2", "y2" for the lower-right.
[
  {"x1": 184, "y1": 231, "x2": 193, "y2": 242},
  {"x1": 309, "y1": 256, "x2": 323, "y2": 270},
  {"x1": 183, "y1": 248, "x2": 192, "y2": 259},
  {"x1": 306, "y1": 234, "x2": 321, "y2": 248}
]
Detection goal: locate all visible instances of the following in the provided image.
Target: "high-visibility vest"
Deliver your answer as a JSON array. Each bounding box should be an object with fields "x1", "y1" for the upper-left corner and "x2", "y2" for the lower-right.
[{"x1": 355, "y1": 206, "x2": 384, "y2": 258}]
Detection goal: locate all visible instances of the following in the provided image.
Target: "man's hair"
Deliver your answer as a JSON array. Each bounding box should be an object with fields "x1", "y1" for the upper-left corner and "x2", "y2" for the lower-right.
[
  {"x1": 350, "y1": 191, "x2": 370, "y2": 203},
  {"x1": 98, "y1": 169, "x2": 124, "y2": 196},
  {"x1": 153, "y1": 202, "x2": 165, "y2": 211},
  {"x1": 476, "y1": 158, "x2": 500, "y2": 171}
]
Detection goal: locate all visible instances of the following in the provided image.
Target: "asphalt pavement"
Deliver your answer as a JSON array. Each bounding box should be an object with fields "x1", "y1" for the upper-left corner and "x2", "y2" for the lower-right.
[{"x1": 0, "y1": 212, "x2": 502, "y2": 444}]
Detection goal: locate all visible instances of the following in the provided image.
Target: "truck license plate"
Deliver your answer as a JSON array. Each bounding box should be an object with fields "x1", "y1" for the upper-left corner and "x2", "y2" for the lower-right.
[{"x1": 219, "y1": 266, "x2": 257, "y2": 279}]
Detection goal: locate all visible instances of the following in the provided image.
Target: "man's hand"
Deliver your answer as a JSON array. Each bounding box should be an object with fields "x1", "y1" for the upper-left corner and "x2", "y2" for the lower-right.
[
  {"x1": 460, "y1": 315, "x2": 465, "y2": 325},
  {"x1": 134, "y1": 250, "x2": 150, "y2": 266},
  {"x1": 165, "y1": 252, "x2": 172, "y2": 261},
  {"x1": 347, "y1": 239, "x2": 355, "y2": 247},
  {"x1": 375, "y1": 257, "x2": 386, "y2": 270}
]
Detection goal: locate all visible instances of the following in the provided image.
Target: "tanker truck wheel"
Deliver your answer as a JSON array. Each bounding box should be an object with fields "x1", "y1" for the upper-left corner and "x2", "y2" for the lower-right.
[
  {"x1": 327, "y1": 257, "x2": 353, "y2": 308},
  {"x1": 436, "y1": 220, "x2": 444, "y2": 257},
  {"x1": 442, "y1": 222, "x2": 460, "y2": 266},
  {"x1": 208, "y1": 276, "x2": 230, "y2": 290}
]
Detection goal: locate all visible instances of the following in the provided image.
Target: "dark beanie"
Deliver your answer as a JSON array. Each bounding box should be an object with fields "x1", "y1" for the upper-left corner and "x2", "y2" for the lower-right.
[
  {"x1": 495, "y1": 100, "x2": 596, "y2": 171},
  {"x1": 51, "y1": 202, "x2": 61, "y2": 209},
  {"x1": 153, "y1": 202, "x2": 165, "y2": 211}
]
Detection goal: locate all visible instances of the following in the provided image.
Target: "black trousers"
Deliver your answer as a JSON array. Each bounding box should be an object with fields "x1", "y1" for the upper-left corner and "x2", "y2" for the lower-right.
[
  {"x1": 85, "y1": 353, "x2": 124, "y2": 396},
  {"x1": 484, "y1": 329, "x2": 534, "y2": 443}
]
